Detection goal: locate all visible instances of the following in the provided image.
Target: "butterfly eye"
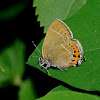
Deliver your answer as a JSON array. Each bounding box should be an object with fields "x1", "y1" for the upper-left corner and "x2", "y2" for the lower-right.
[{"x1": 39, "y1": 57, "x2": 42, "y2": 61}]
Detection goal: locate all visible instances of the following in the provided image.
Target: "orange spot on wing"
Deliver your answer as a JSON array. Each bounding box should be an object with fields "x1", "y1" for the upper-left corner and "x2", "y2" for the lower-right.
[
  {"x1": 67, "y1": 44, "x2": 81, "y2": 67},
  {"x1": 67, "y1": 63, "x2": 76, "y2": 66}
]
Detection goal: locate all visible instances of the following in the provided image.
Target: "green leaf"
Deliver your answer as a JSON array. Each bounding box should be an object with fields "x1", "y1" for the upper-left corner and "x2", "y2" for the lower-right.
[
  {"x1": 27, "y1": 0, "x2": 100, "y2": 91},
  {"x1": 18, "y1": 79, "x2": 36, "y2": 100},
  {"x1": 50, "y1": 85, "x2": 69, "y2": 92},
  {"x1": 33, "y1": 0, "x2": 87, "y2": 33},
  {"x1": 36, "y1": 86, "x2": 100, "y2": 100},
  {"x1": 0, "y1": 0, "x2": 28, "y2": 20},
  {"x1": 0, "y1": 39, "x2": 25, "y2": 87}
]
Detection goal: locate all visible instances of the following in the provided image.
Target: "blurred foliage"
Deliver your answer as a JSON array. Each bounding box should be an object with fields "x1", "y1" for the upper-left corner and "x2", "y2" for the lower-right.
[
  {"x1": 0, "y1": 39, "x2": 37, "y2": 99},
  {"x1": 0, "y1": 39, "x2": 25, "y2": 87},
  {"x1": 18, "y1": 79, "x2": 36, "y2": 100},
  {"x1": 0, "y1": 0, "x2": 28, "y2": 20}
]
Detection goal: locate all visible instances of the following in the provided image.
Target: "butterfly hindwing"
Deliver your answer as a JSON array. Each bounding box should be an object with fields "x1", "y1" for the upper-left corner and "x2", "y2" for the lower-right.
[{"x1": 44, "y1": 39, "x2": 82, "y2": 70}]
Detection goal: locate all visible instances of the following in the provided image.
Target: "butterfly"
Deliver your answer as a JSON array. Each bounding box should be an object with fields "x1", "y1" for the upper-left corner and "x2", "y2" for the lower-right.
[{"x1": 34, "y1": 19, "x2": 85, "y2": 75}]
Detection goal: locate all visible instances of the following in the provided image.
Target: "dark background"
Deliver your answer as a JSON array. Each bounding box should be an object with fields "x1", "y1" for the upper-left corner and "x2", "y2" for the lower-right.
[{"x1": 0, "y1": 0, "x2": 61, "y2": 99}]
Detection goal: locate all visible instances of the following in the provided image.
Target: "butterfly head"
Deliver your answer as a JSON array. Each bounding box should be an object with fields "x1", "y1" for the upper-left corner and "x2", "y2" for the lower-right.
[{"x1": 39, "y1": 56, "x2": 51, "y2": 68}]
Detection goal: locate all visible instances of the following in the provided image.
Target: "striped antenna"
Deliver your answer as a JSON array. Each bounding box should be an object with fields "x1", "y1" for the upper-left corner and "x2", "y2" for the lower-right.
[{"x1": 32, "y1": 41, "x2": 41, "y2": 56}]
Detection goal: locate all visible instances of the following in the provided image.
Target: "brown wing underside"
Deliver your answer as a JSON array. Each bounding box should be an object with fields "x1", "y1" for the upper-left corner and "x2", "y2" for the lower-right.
[
  {"x1": 42, "y1": 19, "x2": 73, "y2": 60},
  {"x1": 42, "y1": 19, "x2": 83, "y2": 70}
]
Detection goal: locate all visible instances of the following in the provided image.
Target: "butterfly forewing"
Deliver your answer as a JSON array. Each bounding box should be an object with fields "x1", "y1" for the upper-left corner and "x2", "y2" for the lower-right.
[{"x1": 42, "y1": 19, "x2": 73, "y2": 60}]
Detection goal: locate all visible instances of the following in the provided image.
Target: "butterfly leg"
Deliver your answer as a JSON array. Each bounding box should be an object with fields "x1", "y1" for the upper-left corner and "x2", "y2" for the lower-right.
[
  {"x1": 44, "y1": 63, "x2": 50, "y2": 76},
  {"x1": 39, "y1": 62, "x2": 45, "y2": 68},
  {"x1": 39, "y1": 61, "x2": 50, "y2": 75},
  {"x1": 45, "y1": 68, "x2": 50, "y2": 76}
]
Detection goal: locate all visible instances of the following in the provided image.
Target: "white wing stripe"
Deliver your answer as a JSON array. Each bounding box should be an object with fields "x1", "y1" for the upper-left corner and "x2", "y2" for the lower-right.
[
  {"x1": 51, "y1": 29, "x2": 64, "y2": 39},
  {"x1": 61, "y1": 44, "x2": 71, "y2": 54}
]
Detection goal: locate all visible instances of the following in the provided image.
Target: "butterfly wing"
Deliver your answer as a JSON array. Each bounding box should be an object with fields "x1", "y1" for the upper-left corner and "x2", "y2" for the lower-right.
[
  {"x1": 46, "y1": 39, "x2": 83, "y2": 70},
  {"x1": 42, "y1": 19, "x2": 73, "y2": 60}
]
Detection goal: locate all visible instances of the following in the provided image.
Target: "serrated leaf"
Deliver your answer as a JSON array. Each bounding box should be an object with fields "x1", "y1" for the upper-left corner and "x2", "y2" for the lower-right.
[
  {"x1": 33, "y1": 0, "x2": 87, "y2": 33},
  {"x1": 0, "y1": 39, "x2": 25, "y2": 87},
  {"x1": 18, "y1": 79, "x2": 36, "y2": 100},
  {"x1": 36, "y1": 86, "x2": 100, "y2": 100},
  {"x1": 27, "y1": 0, "x2": 100, "y2": 91}
]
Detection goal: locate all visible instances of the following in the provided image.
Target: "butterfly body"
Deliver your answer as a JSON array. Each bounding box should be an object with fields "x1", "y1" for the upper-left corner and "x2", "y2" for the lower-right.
[{"x1": 39, "y1": 19, "x2": 84, "y2": 74}]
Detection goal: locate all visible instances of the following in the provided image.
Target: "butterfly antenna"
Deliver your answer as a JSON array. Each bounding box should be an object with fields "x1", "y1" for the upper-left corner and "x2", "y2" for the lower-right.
[{"x1": 32, "y1": 41, "x2": 41, "y2": 56}]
